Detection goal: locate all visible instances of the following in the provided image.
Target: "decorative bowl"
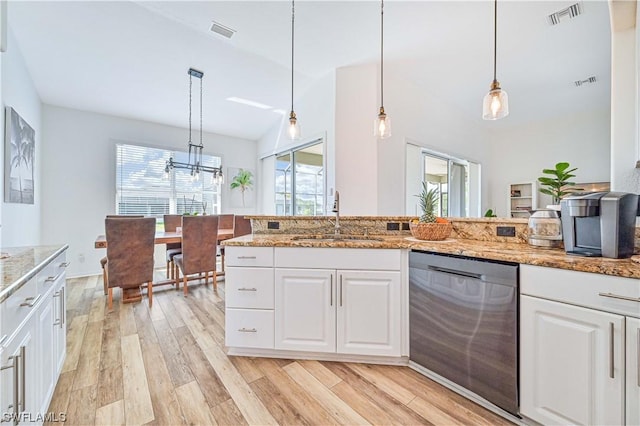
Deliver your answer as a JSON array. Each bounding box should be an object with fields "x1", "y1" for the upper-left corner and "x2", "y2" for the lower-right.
[{"x1": 409, "y1": 221, "x2": 452, "y2": 241}]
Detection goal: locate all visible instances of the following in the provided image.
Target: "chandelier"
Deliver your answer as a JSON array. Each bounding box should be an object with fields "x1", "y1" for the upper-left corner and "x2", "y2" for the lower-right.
[{"x1": 165, "y1": 68, "x2": 224, "y2": 183}]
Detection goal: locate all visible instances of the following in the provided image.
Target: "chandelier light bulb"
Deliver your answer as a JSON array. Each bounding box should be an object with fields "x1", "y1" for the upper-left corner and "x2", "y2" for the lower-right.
[
  {"x1": 375, "y1": 108, "x2": 392, "y2": 139},
  {"x1": 482, "y1": 80, "x2": 509, "y2": 120}
]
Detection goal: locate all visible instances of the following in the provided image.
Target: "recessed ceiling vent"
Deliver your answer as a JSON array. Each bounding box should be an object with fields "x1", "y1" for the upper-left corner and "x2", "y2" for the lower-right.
[
  {"x1": 210, "y1": 21, "x2": 236, "y2": 39},
  {"x1": 574, "y1": 76, "x2": 596, "y2": 87},
  {"x1": 548, "y1": 3, "x2": 583, "y2": 25}
]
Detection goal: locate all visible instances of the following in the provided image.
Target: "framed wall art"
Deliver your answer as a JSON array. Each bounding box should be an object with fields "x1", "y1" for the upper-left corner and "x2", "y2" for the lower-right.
[{"x1": 5, "y1": 107, "x2": 35, "y2": 204}]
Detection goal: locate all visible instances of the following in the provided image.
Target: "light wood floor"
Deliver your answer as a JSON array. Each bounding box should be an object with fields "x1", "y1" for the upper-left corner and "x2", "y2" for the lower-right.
[{"x1": 46, "y1": 272, "x2": 514, "y2": 426}]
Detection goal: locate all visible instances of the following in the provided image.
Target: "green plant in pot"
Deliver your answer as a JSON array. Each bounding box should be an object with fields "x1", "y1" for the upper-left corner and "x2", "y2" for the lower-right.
[{"x1": 538, "y1": 162, "x2": 582, "y2": 205}]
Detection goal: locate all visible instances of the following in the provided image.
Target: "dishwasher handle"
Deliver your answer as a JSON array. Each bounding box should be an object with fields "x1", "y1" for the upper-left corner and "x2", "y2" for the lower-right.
[{"x1": 427, "y1": 265, "x2": 484, "y2": 281}]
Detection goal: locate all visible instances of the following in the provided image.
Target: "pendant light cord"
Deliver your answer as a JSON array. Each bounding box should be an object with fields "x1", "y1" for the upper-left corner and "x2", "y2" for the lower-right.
[
  {"x1": 291, "y1": 0, "x2": 295, "y2": 114},
  {"x1": 493, "y1": 0, "x2": 497, "y2": 82},
  {"x1": 199, "y1": 73, "x2": 203, "y2": 149},
  {"x1": 380, "y1": 0, "x2": 384, "y2": 108},
  {"x1": 188, "y1": 73, "x2": 192, "y2": 144}
]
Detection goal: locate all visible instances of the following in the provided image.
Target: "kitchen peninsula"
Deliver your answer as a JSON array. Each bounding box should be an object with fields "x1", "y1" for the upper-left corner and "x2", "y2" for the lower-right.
[{"x1": 222, "y1": 216, "x2": 640, "y2": 424}]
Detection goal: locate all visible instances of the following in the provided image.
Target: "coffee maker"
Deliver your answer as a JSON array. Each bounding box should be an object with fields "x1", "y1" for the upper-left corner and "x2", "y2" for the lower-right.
[{"x1": 560, "y1": 192, "x2": 639, "y2": 258}]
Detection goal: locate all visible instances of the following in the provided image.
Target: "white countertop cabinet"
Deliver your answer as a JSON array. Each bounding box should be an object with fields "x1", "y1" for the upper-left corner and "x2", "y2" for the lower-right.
[
  {"x1": 225, "y1": 246, "x2": 406, "y2": 361},
  {"x1": 520, "y1": 265, "x2": 639, "y2": 425},
  {"x1": 0, "y1": 249, "x2": 68, "y2": 425}
]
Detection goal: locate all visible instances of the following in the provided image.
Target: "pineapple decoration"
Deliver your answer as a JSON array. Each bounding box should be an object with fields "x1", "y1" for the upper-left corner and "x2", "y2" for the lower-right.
[
  {"x1": 411, "y1": 182, "x2": 451, "y2": 240},
  {"x1": 417, "y1": 182, "x2": 439, "y2": 223}
]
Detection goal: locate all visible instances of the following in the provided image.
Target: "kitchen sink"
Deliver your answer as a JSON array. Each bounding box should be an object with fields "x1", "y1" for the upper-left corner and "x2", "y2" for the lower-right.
[{"x1": 291, "y1": 235, "x2": 384, "y2": 243}]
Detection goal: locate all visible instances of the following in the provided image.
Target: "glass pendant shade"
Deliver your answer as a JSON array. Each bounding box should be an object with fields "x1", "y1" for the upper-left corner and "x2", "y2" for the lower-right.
[
  {"x1": 374, "y1": 108, "x2": 392, "y2": 139},
  {"x1": 482, "y1": 80, "x2": 509, "y2": 120},
  {"x1": 288, "y1": 112, "x2": 301, "y2": 140}
]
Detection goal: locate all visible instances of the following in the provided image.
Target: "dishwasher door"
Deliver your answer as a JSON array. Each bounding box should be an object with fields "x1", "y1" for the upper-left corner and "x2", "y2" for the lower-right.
[{"x1": 409, "y1": 251, "x2": 519, "y2": 416}]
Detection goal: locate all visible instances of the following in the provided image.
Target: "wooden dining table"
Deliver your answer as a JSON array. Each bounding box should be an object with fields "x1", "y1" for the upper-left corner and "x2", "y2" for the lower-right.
[{"x1": 95, "y1": 228, "x2": 235, "y2": 302}]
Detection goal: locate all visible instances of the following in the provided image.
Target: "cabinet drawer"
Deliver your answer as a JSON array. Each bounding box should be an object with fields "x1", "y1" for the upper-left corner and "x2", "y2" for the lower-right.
[
  {"x1": 37, "y1": 252, "x2": 68, "y2": 294},
  {"x1": 225, "y1": 247, "x2": 274, "y2": 267},
  {"x1": 226, "y1": 267, "x2": 274, "y2": 309},
  {"x1": 521, "y1": 265, "x2": 640, "y2": 318},
  {"x1": 1, "y1": 277, "x2": 38, "y2": 342},
  {"x1": 275, "y1": 248, "x2": 401, "y2": 270},
  {"x1": 225, "y1": 309, "x2": 274, "y2": 349}
]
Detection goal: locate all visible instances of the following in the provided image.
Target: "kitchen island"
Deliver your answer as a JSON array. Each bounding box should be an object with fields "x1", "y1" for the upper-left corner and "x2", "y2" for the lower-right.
[{"x1": 222, "y1": 223, "x2": 639, "y2": 424}]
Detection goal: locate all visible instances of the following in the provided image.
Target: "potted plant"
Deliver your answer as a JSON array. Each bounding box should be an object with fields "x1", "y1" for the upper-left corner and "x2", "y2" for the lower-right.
[
  {"x1": 538, "y1": 162, "x2": 582, "y2": 205},
  {"x1": 410, "y1": 182, "x2": 452, "y2": 241}
]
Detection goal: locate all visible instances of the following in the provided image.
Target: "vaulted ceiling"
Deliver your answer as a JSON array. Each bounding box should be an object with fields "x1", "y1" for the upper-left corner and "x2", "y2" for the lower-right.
[{"x1": 9, "y1": 1, "x2": 611, "y2": 140}]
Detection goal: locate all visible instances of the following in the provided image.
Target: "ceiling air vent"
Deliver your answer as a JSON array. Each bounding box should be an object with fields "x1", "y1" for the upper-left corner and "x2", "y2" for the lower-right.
[
  {"x1": 574, "y1": 76, "x2": 596, "y2": 87},
  {"x1": 210, "y1": 21, "x2": 236, "y2": 39},
  {"x1": 548, "y1": 3, "x2": 583, "y2": 25}
]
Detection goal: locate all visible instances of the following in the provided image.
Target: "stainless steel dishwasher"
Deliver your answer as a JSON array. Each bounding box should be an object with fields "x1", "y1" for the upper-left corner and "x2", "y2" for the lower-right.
[{"x1": 409, "y1": 250, "x2": 519, "y2": 417}]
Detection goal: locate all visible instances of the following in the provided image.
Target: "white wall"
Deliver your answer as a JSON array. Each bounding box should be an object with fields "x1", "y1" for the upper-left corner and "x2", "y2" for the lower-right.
[
  {"x1": 40, "y1": 105, "x2": 257, "y2": 277},
  {"x1": 378, "y1": 62, "x2": 493, "y2": 216},
  {"x1": 257, "y1": 71, "x2": 336, "y2": 214},
  {"x1": 610, "y1": 5, "x2": 640, "y2": 193},
  {"x1": 487, "y1": 108, "x2": 611, "y2": 217},
  {"x1": 1, "y1": 29, "x2": 42, "y2": 247}
]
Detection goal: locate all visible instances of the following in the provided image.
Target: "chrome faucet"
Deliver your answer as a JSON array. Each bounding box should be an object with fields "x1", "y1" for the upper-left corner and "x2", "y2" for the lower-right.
[{"x1": 332, "y1": 190, "x2": 341, "y2": 235}]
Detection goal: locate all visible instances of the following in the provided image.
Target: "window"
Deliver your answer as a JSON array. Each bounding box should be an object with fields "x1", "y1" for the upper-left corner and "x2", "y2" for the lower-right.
[
  {"x1": 422, "y1": 152, "x2": 470, "y2": 218},
  {"x1": 116, "y1": 143, "x2": 221, "y2": 220},
  {"x1": 275, "y1": 141, "x2": 324, "y2": 216}
]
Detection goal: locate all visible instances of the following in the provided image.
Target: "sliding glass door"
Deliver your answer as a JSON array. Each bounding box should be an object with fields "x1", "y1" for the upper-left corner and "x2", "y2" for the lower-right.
[
  {"x1": 422, "y1": 152, "x2": 469, "y2": 218},
  {"x1": 275, "y1": 140, "x2": 324, "y2": 216}
]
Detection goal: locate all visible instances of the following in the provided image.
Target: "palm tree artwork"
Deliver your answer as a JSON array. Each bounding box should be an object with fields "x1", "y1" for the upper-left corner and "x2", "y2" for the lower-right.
[
  {"x1": 230, "y1": 168, "x2": 254, "y2": 207},
  {"x1": 5, "y1": 108, "x2": 35, "y2": 204}
]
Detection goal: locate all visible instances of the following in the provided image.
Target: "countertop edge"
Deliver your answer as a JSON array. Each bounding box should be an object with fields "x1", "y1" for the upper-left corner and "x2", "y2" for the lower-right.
[
  {"x1": 223, "y1": 236, "x2": 640, "y2": 280},
  {"x1": 0, "y1": 244, "x2": 69, "y2": 303}
]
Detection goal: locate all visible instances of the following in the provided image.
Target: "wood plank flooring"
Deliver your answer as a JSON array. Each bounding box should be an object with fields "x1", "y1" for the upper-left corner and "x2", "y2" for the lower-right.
[{"x1": 48, "y1": 272, "x2": 514, "y2": 425}]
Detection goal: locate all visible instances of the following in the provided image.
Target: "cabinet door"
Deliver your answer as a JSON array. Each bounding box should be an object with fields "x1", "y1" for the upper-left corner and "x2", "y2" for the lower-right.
[
  {"x1": 627, "y1": 317, "x2": 640, "y2": 426},
  {"x1": 53, "y1": 278, "x2": 66, "y2": 375},
  {"x1": 337, "y1": 270, "x2": 401, "y2": 356},
  {"x1": 37, "y1": 289, "x2": 56, "y2": 415},
  {"x1": 0, "y1": 315, "x2": 37, "y2": 423},
  {"x1": 275, "y1": 269, "x2": 335, "y2": 352},
  {"x1": 520, "y1": 295, "x2": 624, "y2": 426}
]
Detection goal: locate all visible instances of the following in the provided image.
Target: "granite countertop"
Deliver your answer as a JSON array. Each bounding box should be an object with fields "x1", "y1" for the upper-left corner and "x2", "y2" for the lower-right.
[
  {"x1": 0, "y1": 245, "x2": 69, "y2": 303},
  {"x1": 224, "y1": 235, "x2": 640, "y2": 280}
]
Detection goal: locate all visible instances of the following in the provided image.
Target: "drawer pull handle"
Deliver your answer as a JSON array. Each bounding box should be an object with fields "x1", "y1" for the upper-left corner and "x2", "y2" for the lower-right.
[
  {"x1": 237, "y1": 256, "x2": 257, "y2": 259},
  {"x1": 20, "y1": 294, "x2": 42, "y2": 307},
  {"x1": 238, "y1": 328, "x2": 257, "y2": 333},
  {"x1": 637, "y1": 328, "x2": 640, "y2": 388},
  {"x1": 598, "y1": 292, "x2": 640, "y2": 303},
  {"x1": 609, "y1": 322, "x2": 615, "y2": 379},
  {"x1": 238, "y1": 287, "x2": 257, "y2": 292},
  {"x1": 330, "y1": 275, "x2": 333, "y2": 306},
  {"x1": 45, "y1": 272, "x2": 63, "y2": 283},
  {"x1": 59, "y1": 262, "x2": 70, "y2": 268}
]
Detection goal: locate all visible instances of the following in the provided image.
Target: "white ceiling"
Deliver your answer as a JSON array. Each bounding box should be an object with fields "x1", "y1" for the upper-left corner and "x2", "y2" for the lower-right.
[{"x1": 8, "y1": 0, "x2": 611, "y2": 141}]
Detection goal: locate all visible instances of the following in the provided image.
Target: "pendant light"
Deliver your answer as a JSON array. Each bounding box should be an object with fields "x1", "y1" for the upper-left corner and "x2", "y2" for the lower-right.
[
  {"x1": 374, "y1": 0, "x2": 391, "y2": 139},
  {"x1": 288, "y1": 0, "x2": 301, "y2": 140},
  {"x1": 165, "y1": 68, "x2": 223, "y2": 184},
  {"x1": 482, "y1": 0, "x2": 509, "y2": 120}
]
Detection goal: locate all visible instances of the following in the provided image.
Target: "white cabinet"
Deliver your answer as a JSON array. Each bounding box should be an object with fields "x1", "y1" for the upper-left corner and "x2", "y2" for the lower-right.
[
  {"x1": 520, "y1": 265, "x2": 639, "y2": 425},
  {"x1": 508, "y1": 182, "x2": 537, "y2": 217},
  {"x1": 0, "y1": 249, "x2": 67, "y2": 425},
  {"x1": 225, "y1": 247, "x2": 275, "y2": 350},
  {"x1": 627, "y1": 317, "x2": 640, "y2": 426},
  {"x1": 273, "y1": 247, "x2": 403, "y2": 358},
  {"x1": 1, "y1": 313, "x2": 37, "y2": 425},
  {"x1": 521, "y1": 295, "x2": 625, "y2": 425},
  {"x1": 337, "y1": 270, "x2": 401, "y2": 356},
  {"x1": 275, "y1": 269, "x2": 335, "y2": 352},
  {"x1": 225, "y1": 246, "x2": 405, "y2": 359}
]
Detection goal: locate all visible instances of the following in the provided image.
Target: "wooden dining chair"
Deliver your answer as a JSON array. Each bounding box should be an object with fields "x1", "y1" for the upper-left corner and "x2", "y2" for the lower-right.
[
  {"x1": 173, "y1": 215, "x2": 219, "y2": 296},
  {"x1": 233, "y1": 215, "x2": 252, "y2": 237},
  {"x1": 218, "y1": 214, "x2": 234, "y2": 273},
  {"x1": 101, "y1": 215, "x2": 143, "y2": 295},
  {"x1": 163, "y1": 214, "x2": 183, "y2": 279},
  {"x1": 105, "y1": 217, "x2": 156, "y2": 309}
]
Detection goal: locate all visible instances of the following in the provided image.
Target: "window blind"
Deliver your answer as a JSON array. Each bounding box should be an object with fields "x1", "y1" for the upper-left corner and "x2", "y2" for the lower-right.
[{"x1": 116, "y1": 143, "x2": 221, "y2": 217}]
